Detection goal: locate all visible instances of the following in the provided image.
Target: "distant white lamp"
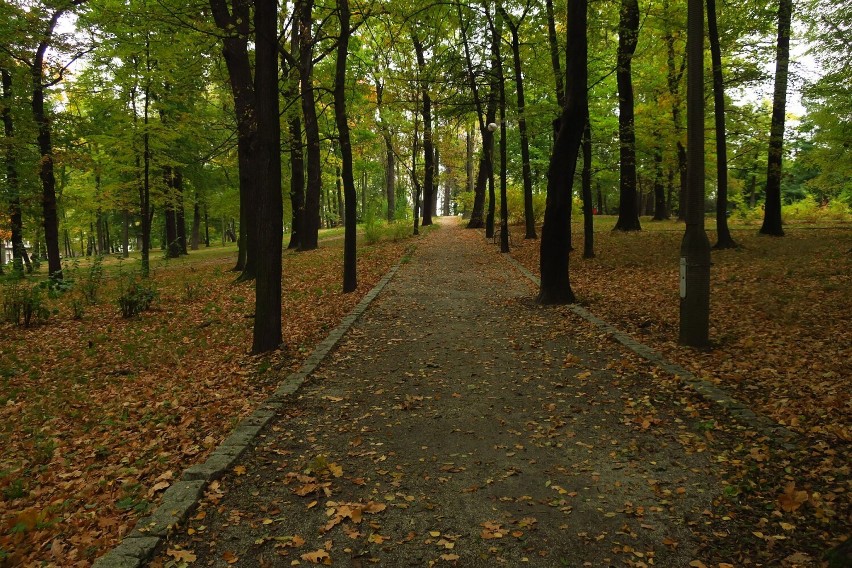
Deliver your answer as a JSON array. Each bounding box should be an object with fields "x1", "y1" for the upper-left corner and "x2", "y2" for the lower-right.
[{"x1": 487, "y1": 122, "x2": 498, "y2": 132}]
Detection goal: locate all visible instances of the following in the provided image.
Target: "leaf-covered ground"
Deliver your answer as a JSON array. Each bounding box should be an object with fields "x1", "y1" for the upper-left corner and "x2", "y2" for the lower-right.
[
  {"x1": 0, "y1": 232, "x2": 410, "y2": 567},
  {"x1": 508, "y1": 218, "x2": 851, "y2": 564},
  {"x1": 152, "y1": 219, "x2": 849, "y2": 568}
]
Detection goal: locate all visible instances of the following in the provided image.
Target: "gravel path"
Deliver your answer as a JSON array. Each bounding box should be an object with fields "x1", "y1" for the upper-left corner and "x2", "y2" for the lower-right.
[{"x1": 155, "y1": 219, "x2": 730, "y2": 567}]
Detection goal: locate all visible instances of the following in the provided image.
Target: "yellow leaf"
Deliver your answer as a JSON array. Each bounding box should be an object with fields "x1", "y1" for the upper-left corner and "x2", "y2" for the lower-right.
[
  {"x1": 167, "y1": 549, "x2": 197, "y2": 563},
  {"x1": 440, "y1": 553, "x2": 460, "y2": 561},
  {"x1": 300, "y1": 549, "x2": 331, "y2": 564},
  {"x1": 778, "y1": 482, "x2": 808, "y2": 512},
  {"x1": 233, "y1": 465, "x2": 247, "y2": 476},
  {"x1": 222, "y1": 551, "x2": 239, "y2": 564},
  {"x1": 368, "y1": 533, "x2": 385, "y2": 544},
  {"x1": 328, "y1": 463, "x2": 343, "y2": 478},
  {"x1": 688, "y1": 561, "x2": 707, "y2": 568}
]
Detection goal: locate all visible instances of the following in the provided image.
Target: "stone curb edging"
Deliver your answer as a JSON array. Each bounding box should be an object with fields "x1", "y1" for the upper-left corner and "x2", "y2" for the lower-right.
[
  {"x1": 92, "y1": 251, "x2": 411, "y2": 568},
  {"x1": 502, "y1": 253, "x2": 798, "y2": 449}
]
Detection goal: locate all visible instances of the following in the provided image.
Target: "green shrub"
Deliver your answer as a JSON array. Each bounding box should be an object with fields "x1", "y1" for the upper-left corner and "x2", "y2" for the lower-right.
[
  {"x1": 80, "y1": 256, "x2": 104, "y2": 304},
  {"x1": 364, "y1": 211, "x2": 383, "y2": 245},
  {"x1": 1, "y1": 282, "x2": 50, "y2": 327},
  {"x1": 389, "y1": 220, "x2": 411, "y2": 241},
  {"x1": 117, "y1": 277, "x2": 158, "y2": 318}
]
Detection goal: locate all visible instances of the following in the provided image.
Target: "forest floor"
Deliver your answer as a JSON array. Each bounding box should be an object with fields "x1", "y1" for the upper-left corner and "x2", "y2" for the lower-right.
[
  {"x1": 148, "y1": 217, "x2": 849, "y2": 568},
  {"x1": 0, "y1": 227, "x2": 412, "y2": 567}
]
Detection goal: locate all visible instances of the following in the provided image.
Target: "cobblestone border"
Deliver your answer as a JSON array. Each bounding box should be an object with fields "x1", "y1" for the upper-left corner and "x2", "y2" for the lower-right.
[
  {"x1": 93, "y1": 252, "x2": 410, "y2": 568},
  {"x1": 503, "y1": 254, "x2": 798, "y2": 448}
]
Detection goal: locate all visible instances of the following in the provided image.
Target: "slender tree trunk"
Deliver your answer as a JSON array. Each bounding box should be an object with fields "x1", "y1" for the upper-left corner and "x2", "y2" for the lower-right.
[
  {"x1": 412, "y1": 34, "x2": 434, "y2": 227},
  {"x1": 614, "y1": 0, "x2": 642, "y2": 231},
  {"x1": 760, "y1": 0, "x2": 792, "y2": 236},
  {"x1": 123, "y1": 209, "x2": 130, "y2": 257},
  {"x1": 175, "y1": 170, "x2": 188, "y2": 255},
  {"x1": 539, "y1": 0, "x2": 587, "y2": 304},
  {"x1": 502, "y1": 12, "x2": 536, "y2": 239},
  {"x1": 299, "y1": 0, "x2": 321, "y2": 250},
  {"x1": 2, "y1": 68, "x2": 29, "y2": 273},
  {"x1": 252, "y1": 0, "x2": 283, "y2": 353},
  {"x1": 336, "y1": 164, "x2": 344, "y2": 226},
  {"x1": 545, "y1": 0, "x2": 565, "y2": 107},
  {"x1": 375, "y1": 80, "x2": 396, "y2": 221},
  {"x1": 191, "y1": 194, "x2": 201, "y2": 250},
  {"x1": 140, "y1": 36, "x2": 153, "y2": 278},
  {"x1": 285, "y1": 21, "x2": 305, "y2": 249},
  {"x1": 335, "y1": 0, "x2": 357, "y2": 292},
  {"x1": 652, "y1": 136, "x2": 669, "y2": 220},
  {"x1": 31, "y1": 14, "x2": 65, "y2": 279},
  {"x1": 433, "y1": 145, "x2": 440, "y2": 217},
  {"x1": 707, "y1": 0, "x2": 736, "y2": 248},
  {"x1": 204, "y1": 203, "x2": 210, "y2": 247},
  {"x1": 582, "y1": 112, "x2": 595, "y2": 258},
  {"x1": 163, "y1": 167, "x2": 181, "y2": 258},
  {"x1": 679, "y1": 0, "x2": 711, "y2": 347},
  {"x1": 663, "y1": 0, "x2": 689, "y2": 221}
]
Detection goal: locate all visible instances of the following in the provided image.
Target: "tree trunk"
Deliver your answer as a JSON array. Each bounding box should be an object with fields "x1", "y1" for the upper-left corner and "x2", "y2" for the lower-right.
[
  {"x1": 491, "y1": 12, "x2": 509, "y2": 253},
  {"x1": 175, "y1": 170, "x2": 188, "y2": 255},
  {"x1": 539, "y1": 0, "x2": 586, "y2": 305},
  {"x1": 335, "y1": 0, "x2": 357, "y2": 292},
  {"x1": 582, "y1": 111, "x2": 595, "y2": 258},
  {"x1": 140, "y1": 37, "x2": 153, "y2": 278},
  {"x1": 502, "y1": 12, "x2": 536, "y2": 240},
  {"x1": 163, "y1": 167, "x2": 181, "y2": 258},
  {"x1": 614, "y1": 0, "x2": 642, "y2": 232},
  {"x1": 299, "y1": 0, "x2": 322, "y2": 250},
  {"x1": 252, "y1": 0, "x2": 283, "y2": 353},
  {"x1": 663, "y1": 0, "x2": 688, "y2": 221},
  {"x1": 760, "y1": 0, "x2": 792, "y2": 236},
  {"x1": 545, "y1": 0, "x2": 565, "y2": 107},
  {"x1": 123, "y1": 209, "x2": 130, "y2": 257},
  {"x1": 434, "y1": 145, "x2": 440, "y2": 217},
  {"x1": 2, "y1": 68, "x2": 29, "y2": 273},
  {"x1": 209, "y1": 0, "x2": 258, "y2": 277},
  {"x1": 375, "y1": 79, "x2": 396, "y2": 221},
  {"x1": 412, "y1": 34, "x2": 434, "y2": 227},
  {"x1": 652, "y1": 138, "x2": 669, "y2": 220},
  {"x1": 679, "y1": 0, "x2": 711, "y2": 347},
  {"x1": 708, "y1": 0, "x2": 736, "y2": 248},
  {"x1": 285, "y1": 19, "x2": 304, "y2": 249},
  {"x1": 191, "y1": 194, "x2": 201, "y2": 250},
  {"x1": 31, "y1": 14, "x2": 65, "y2": 279}
]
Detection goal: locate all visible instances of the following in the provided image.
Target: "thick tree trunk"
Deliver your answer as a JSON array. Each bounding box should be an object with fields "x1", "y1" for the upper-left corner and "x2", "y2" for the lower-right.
[
  {"x1": 335, "y1": 0, "x2": 357, "y2": 292},
  {"x1": 760, "y1": 0, "x2": 792, "y2": 236},
  {"x1": 679, "y1": 0, "x2": 711, "y2": 347},
  {"x1": 708, "y1": 0, "x2": 736, "y2": 248},
  {"x1": 614, "y1": 0, "x2": 642, "y2": 232},
  {"x1": 252, "y1": 0, "x2": 283, "y2": 353},
  {"x1": 539, "y1": 0, "x2": 586, "y2": 305},
  {"x1": 210, "y1": 0, "x2": 258, "y2": 277}
]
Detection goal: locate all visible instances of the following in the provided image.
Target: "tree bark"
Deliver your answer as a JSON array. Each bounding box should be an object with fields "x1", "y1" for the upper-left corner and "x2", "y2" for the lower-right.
[
  {"x1": 679, "y1": 0, "x2": 711, "y2": 347},
  {"x1": 760, "y1": 0, "x2": 792, "y2": 236},
  {"x1": 663, "y1": 0, "x2": 688, "y2": 221},
  {"x1": 163, "y1": 167, "x2": 181, "y2": 258},
  {"x1": 285, "y1": 20, "x2": 304, "y2": 250},
  {"x1": 210, "y1": 0, "x2": 258, "y2": 277},
  {"x1": 581, "y1": 111, "x2": 595, "y2": 258},
  {"x1": 614, "y1": 0, "x2": 641, "y2": 231},
  {"x1": 335, "y1": 0, "x2": 357, "y2": 292},
  {"x1": 299, "y1": 0, "x2": 322, "y2": 250},
  {"x1": 31, "y1": 10, "x2": 66, "y2": 279},
  {"x1": 652, "y1": 140, "x2": 669, "y2": 220},
  {"x1": 538, "y1": 0, "x2": 586, "y2": 305},
  {"x1": 412, "y1": 34, "x2": 434, "y2": 227},
  {"x1": 708, "y1": 0, "x2": 736, "y2": 248},
  {"x1": 501, "y1": 9, "x2": 536, "y2": 240},
  {"x1": 545, "y1": 0, "x2": 565, "y2": 107},
  {"x1": 252, "y1": 0, "x2": 283, "y2": 353},
  {"x1": 2, "y1": 68, "x2": 30, "y2": 273},
  {"x1": 191, "y1": 193, "x2": 201, "y2": 250}
]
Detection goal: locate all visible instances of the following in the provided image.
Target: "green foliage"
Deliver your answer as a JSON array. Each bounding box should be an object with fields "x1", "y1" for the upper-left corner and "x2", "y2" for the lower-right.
[
  {"x1": 1, "y1": 282, "x2": 50, "y2": 327},
  {"x1": 504, "y1": 186, "x2": 546, "y2": 226},
  {"x1": 364, "y1": 210, "x2": 382, "y2": 245},
  {"x1": 781, "y1": 196, "x2": 852, "y2": 223},
  {"x1": 79, "y1": 256, "x2": 105, "y2": 305},
  {"x1": 117, "y1": 276, "x2": 158, "y2": 318}
]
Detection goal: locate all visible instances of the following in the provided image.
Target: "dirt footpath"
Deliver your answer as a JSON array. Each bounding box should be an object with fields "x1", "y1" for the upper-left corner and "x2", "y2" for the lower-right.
[{"x1": 154, "y1": 220, "x2": 755, "y2": 567}]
